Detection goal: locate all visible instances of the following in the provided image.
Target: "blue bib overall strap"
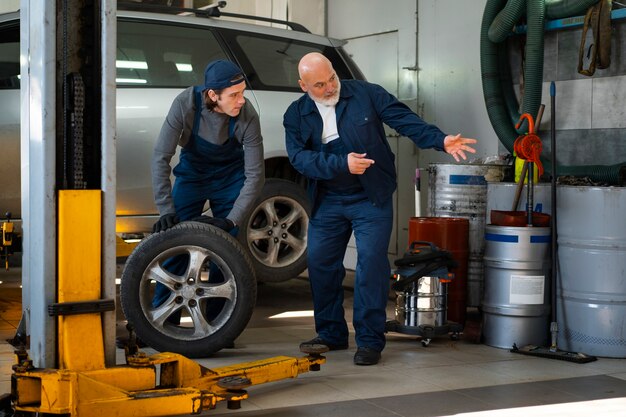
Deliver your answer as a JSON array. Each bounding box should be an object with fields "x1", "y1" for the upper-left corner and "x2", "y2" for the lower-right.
[
  {"x1": 171, "y1": 86, "x2": 245, "y2": 221},
  {"x1": 173, "y1": 87, "x2": 244, "y2": 187}
]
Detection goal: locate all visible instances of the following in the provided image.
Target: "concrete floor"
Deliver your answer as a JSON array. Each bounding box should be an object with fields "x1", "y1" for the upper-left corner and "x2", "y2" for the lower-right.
[{"x1": 2, "y1": 265, "x2": 626, "y2": 416}]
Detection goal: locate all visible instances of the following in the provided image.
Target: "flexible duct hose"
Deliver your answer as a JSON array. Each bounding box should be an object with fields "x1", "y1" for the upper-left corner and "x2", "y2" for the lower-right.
[
  {"x1": 481, "y1": 0, "x2": 625, "y2": 184},
  {"x1": 545, "y1": 0, "x2": 599, "y2": 18},
  {"x1": 481, "y1": 0, "x2": 519, "y2": 143},
  {"x1": 521, "y1": 0, "x2": 545, "y2": 126},
  {"x1": 488, "y1": 0, "x2": 525, "y2": 43}
]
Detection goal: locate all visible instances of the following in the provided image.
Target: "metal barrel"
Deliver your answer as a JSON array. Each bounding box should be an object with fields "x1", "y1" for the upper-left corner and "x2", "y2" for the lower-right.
[
  {"x1": 482, "y1": 225, "x2": 551, "y2": 349},
  {"x1": 557, "y1": 186, "x2": 626, "y2": 358},
  {"x1": 486, "y1": 182, "x2": 552, "y2": 217},
  {"x1": 408, "y1": 217, "x2": 469, "y2": 325},
  {"x1": 395, "y1": 277, "x2": 447, "y2": 328},
  {"x1": 428, "y1": 163, "x2": 509, "y2": 307}
]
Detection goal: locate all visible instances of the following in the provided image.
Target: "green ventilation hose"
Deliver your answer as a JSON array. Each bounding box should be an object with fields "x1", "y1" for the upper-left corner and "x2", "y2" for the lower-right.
[{"x1": 480, "y1": 0, "x2": 625, "y2": 184}]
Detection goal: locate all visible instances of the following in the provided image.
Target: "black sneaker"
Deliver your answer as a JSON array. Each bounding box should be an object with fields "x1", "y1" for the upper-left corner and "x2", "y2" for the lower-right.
[
  {"x1": 354, "y1": 347, "x2": 381, "y2": 365},
  {"x1": 299, "y1": 336, "x2": 349, "y2": 354}
]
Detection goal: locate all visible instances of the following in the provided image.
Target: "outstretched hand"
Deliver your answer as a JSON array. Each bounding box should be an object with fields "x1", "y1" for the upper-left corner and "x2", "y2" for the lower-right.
[
  {"x1": 347, "y1": 152, "x2": 375, "y2": 175},
  {"x1": 443, "y1": 134, "x2": 478, "y2": 162}
]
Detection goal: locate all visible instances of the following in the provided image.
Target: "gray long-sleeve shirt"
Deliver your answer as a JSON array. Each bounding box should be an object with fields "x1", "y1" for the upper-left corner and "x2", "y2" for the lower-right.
[{"x1": 151, "y1": 86, "x2": 264, "y2": 225}]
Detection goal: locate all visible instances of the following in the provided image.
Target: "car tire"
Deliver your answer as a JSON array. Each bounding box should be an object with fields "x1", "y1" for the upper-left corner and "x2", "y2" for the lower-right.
[
  {"x1": 238, "y1": 178, "x2": 309, "y2": 283},
  {"x1": 120, "y1": 222, "x2": 256, "y2": 358}
]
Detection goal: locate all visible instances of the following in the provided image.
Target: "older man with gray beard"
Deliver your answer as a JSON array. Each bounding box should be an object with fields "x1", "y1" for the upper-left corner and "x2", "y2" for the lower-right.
[{"x1": 284, "y1": 52, "x2": 476, "y2": 365}]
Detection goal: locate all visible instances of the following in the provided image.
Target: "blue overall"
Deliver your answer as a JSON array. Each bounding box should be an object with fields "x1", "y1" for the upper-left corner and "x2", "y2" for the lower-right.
[
  {"x1": 307, "y1": 138, "x2": 393, "y2": 352},
  {"x1": 153, "y1": 86, "x2": 245, "y2": 309},
  {"x1": 285, "y1": 80, "x2": 447, "y2": 353}
]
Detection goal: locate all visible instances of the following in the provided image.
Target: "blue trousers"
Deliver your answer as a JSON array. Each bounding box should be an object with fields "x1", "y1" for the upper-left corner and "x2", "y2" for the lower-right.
[
  {"x1": 307, "y1": 192, "x2": 393, "y2": 352},
  {"x1": 152, "y1": 173, "x2": 243, "y2": 309}
]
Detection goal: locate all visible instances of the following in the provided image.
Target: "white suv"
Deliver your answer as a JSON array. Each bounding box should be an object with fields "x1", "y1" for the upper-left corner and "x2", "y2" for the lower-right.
[{"x1": 0, "y1": 5, "x2": 364, "y2": 282}]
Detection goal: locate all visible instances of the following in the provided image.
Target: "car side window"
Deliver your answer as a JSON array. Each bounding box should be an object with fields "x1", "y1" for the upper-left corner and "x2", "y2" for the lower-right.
[
  {"x1": 0, "y1": 23, "x2": 20, "y2": 90},
  {"x1": 220, "y1": 30, "x2": 355, "y2": 92},
  {"x1": 117, "y1": 20, "x2": 227, "y2": 88}
]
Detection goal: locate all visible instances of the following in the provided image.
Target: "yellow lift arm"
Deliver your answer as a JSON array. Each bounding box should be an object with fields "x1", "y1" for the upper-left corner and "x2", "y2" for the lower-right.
[
  {"x1": 10, "y1": 190, "x2": 326, "y2": 417},
  {"x1": 12, "y1": 350, "x2": 325, "y2": 416}
]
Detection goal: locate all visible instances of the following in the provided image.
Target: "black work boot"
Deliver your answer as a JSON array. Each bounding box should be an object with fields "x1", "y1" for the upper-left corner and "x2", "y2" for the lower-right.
[
  {"x1": 299, "y1": 336, "x2": 348, "y2": 354},
  {"x1": 354, "y1": 347, "x2": 381, "y2": 365}
]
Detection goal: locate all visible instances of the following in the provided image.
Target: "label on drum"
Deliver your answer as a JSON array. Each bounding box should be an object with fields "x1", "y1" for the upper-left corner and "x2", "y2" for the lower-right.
[
  {"x1": 449, "y1": 175, "x2": 487, "y2": 185},
  {"x1": 509, "y1": 275, "x2": 544, "y2": 304}
]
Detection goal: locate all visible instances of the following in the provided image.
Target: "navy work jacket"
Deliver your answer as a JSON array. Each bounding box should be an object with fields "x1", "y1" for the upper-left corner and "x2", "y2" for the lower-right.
[{"x1": 284, "y1": 79, "x2": 446, "y2": 211}]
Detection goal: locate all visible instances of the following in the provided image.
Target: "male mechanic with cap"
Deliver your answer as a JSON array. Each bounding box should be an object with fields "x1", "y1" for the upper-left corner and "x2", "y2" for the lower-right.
[
  {"x1": 151, "y1": 58, "x2": 264, "y2": 234},
  {"x1": 285, "y1": 52, "x2": 476, "y2": 366},
  {"x1": 150, "y1": 59, "x2": 264, "y2": 308}
]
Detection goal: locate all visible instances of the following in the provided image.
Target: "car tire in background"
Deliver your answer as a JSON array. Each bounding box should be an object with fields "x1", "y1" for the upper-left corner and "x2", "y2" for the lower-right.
[
  {"x1": 120, "y1": 222, "x2": 256, "y2": 358},
  {"x1": 238, "y1": 179, "x2": 310, "y2": 283}
]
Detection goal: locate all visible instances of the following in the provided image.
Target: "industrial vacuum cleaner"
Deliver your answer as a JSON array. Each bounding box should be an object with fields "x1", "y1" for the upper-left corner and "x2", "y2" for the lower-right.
[{"x1": 386, "y1": 241, "x2": 463, "y2": 346}]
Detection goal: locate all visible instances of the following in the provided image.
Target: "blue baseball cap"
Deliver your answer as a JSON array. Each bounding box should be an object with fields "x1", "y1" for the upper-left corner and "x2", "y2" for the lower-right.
[{"x1": 203, "y1": 59, "x2": 244, "y2": 90}]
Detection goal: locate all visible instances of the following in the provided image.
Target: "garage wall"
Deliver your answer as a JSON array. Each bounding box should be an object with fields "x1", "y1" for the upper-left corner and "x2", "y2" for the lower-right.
[
  {"x1": 0, "y1": 1, "x2": 19, "y2": 13},
  {"x1": 417, "y1": 0, "x2": 497, "y2": 164},
  {"x1": 325, "y1": 0, "x2": 501, "y2": 260},
  {"x1": 221, "y1": 0, "x2": 325, "y2": 35},
  {"x1": 325, "y1": 0, "x2": 501, "y2": 261},
  {"x1": 327, "y1": 0, "x2": 420, "y2": 261}
]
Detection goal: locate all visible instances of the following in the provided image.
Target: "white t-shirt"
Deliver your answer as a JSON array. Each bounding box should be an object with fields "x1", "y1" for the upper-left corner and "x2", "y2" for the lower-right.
[{"x1": 315, "y1": 102, "x2": 339, "y2": 144}]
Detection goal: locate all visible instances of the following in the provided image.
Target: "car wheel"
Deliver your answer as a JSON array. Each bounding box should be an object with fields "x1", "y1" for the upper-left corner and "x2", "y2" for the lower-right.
[
  {"x1": 239, "y1": 179, "x2": 309, "y2": 283},
  {"x1": 120, "y1": 222, "x2": 256, "y2": 358}
]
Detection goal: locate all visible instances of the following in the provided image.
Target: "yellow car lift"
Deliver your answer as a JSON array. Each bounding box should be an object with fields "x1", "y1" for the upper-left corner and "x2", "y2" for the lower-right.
[
  {"x1": 10, "y1": 191, "x2": 326, "y2": 416},
  {"x1": 115, "y1": 234, "x2": 142, "y2": 259}
]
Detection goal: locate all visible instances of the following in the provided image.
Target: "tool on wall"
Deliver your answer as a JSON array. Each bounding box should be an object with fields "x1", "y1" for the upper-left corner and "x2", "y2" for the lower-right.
[{"x1": 578, "y1": 0, "x2": 613, "y2": 76}]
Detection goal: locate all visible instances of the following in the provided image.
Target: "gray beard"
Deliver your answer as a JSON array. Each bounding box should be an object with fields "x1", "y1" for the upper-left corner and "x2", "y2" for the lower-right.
[{"x1": 309, "y1": 80, "x2": 341, "y2": 106}]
